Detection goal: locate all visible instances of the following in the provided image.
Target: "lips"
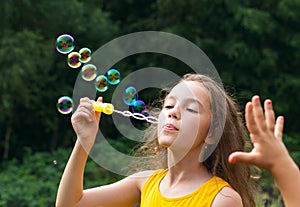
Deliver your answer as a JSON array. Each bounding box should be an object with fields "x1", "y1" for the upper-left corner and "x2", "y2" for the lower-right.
[{"x1": 163, "y1": 123, "x2": 179, "y2": 131}]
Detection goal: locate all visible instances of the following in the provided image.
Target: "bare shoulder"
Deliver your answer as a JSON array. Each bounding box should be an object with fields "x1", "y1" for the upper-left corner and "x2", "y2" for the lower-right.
[
  {"x1": 128, "y1": 170, "x2": 155, "y2": 190},
  {"x1": 211, "y1": 186, "x2": 243, "y2": 207}
]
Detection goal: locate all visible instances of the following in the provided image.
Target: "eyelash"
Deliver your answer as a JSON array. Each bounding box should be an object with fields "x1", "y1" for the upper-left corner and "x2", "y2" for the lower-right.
[
  {"x1": 164, "y1": 105, "x2": 173, "y2": 109},
  {"x1": 164, "y1": 105, "x2": 198, "y2": 113},
  {"x1": 187, "y1": 108, "x2": 198, "y2": 113}
]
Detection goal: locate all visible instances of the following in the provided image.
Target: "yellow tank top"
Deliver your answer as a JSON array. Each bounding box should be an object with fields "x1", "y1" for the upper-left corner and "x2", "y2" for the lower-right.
[{"x1": 140, "y1": 169, "x2": 230, "y2": 207}]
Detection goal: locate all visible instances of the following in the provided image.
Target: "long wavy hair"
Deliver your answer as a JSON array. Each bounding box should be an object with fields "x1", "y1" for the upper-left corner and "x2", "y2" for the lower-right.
[{"x1": 133, "y1": 73, "x2": 256, "y2": 207}]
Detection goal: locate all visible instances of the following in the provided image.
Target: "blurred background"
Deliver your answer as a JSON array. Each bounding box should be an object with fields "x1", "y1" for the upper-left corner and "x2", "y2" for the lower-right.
[{"x1": 0, "y1": 0, "x2": 299, "y2": 206}]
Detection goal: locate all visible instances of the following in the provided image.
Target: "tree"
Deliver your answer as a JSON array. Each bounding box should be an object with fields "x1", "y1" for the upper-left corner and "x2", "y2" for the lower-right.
[{"x1": 0, "y1": 0, "x2": 119, "y2": 161}]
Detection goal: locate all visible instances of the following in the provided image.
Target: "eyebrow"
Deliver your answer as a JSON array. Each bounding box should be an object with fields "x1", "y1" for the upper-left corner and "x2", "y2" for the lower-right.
[
  {"x1": 165, "y1": 95, "x2": 205, "y2": 109},
  {"x1": 186, "y1": 98, "x2": 205, "y2": 109}
]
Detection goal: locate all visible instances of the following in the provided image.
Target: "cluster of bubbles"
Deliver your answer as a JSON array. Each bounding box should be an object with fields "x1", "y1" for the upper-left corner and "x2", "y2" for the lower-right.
[
  {"x1": 67, "y1": 48, "x2": 92, "y2": 68},
  {"x1": 56, "y1": 34, "x2": 121, "y2": 93},
  {"x1": 56, "y1": 34, "x2": 93, "y2": 69},
  {"x1": 55, "y1": 34, "x2": 152, "y2": 121},
  {"x1": 94, "y1": 68, "x2": 121, "y2": 92},
  {"x1": 123, "y1": 86, "x2": 151, "y2": 116}
]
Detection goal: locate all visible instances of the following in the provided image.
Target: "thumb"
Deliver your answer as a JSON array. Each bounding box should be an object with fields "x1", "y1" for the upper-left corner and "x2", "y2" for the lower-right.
[
  {"x1": 228, "y1": 151, "x2": 256, "y2": 165},
  {"x1": 95, "y1": 96, "x2": 103, "y2": 121},
  {"x1": 96, "y1": 96, "x2": 103, "y2": 102}
]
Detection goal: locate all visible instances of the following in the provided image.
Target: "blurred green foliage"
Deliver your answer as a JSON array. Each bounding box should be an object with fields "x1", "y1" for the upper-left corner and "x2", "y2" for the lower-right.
[
  {"x1": 0, "y1": 147, "x2": 122, "y2": 207},
  {"x1": 0, "y1": 0, "x2": 299, "y2": 206}
]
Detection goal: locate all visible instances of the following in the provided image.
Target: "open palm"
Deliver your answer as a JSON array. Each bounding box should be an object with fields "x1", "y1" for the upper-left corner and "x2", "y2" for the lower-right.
[{"x1": 229, "y1": 96, "x2": 287, "y2": 172}]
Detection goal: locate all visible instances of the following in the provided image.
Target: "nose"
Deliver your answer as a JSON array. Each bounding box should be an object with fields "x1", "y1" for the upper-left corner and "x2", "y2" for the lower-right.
[{"x1": 167, "y1": 105, "x2": 181, "y2": 119}]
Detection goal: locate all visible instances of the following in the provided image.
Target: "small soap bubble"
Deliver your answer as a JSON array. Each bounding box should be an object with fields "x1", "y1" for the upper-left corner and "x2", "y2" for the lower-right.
[
  {"x1": 106, "y1": 69, "x2": 121, "y2": 85},
  {"x1": 81, "y1": 64, "x2": 97, "y2": 81},
  {"x1": 67, "y1": 52, "x2": 81, "y2": 68},
  {"x1": 79, "y1": 47, "x2": 92, "y2": 63},
  {"x1": 141, "y1": 109, "x2": 151, "y2": 117},
  {"x1": 56, "y1": 34, "x2": 75, "y2": 54},
  {"x1": 133, "y1": 100, "x2": 146, "y2": 113},
  {"x1": 123, "y1": 86, "x2": 138, "y2": 106},
  {"x1": 95, "y1": 75, "x2": 109, "y2": 92},
  {"x1": 57, "y1": 96, "x2": 73, "y2": 114},
  {"x1": 250, "y1": 166, "x2": 262, "y2": 180}
]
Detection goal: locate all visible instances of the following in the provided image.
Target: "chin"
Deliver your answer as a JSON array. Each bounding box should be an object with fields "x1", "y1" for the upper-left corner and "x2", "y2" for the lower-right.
[
  {"x1": 159, "y1": 142, "x2": 171, "y2": 148},
  {"x1": 158, "y1": 137, "x2": 174, "y2": 148}
]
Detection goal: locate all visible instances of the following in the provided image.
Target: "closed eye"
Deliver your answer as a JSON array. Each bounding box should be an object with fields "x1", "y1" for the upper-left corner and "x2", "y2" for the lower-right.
[
  {"x1": 164, "y1": 105, "x2": 174, "y2": 109},
  {"x1": 187, "y1": 108, "x2": 198, "y2": 113}
]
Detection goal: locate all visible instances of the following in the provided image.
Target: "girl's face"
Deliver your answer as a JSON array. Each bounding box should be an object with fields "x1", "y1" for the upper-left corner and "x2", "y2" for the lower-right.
[{"x1": 157, "y1": 80, "x2": 211, "y2": 152}]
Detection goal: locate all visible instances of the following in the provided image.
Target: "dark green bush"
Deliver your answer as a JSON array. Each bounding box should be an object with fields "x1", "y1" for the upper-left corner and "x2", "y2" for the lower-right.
[{"x1": 0, "y1": 147, "x2": 123, "y2": 207}]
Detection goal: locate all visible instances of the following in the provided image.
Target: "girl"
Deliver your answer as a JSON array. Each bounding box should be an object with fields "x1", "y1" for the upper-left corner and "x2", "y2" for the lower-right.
[{"x1": 56, "y1": 73, "x2": 256, "y2": 207}]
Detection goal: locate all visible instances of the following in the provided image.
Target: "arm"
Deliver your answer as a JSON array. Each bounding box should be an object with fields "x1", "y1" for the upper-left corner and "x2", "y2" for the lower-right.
[
  {"x1": 56, "y1": 97, "x2": 143, "y2": 207},
  {"x1": 229, "y1": 95, "x2": 300, "y2": 207}
]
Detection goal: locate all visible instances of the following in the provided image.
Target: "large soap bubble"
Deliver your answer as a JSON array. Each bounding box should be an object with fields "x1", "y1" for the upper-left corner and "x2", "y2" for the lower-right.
[
  {"x1": 57, "y1": 96, "x2": 73, "y2": 114},
  {"x1": 106, "y1": 69, "x2": 121, "y2": 85},
  {"x1": 67, "y1": 52, "x2": 81, "y2": 68},
  {"x1": 79, "y1": 47, "x2": 92, "y2": 63},
  {"x1": 56, "y1": 34, "x2": 75, "y2": 54},
  {"x1": 95, "y1": 75, "x2": 109, "y2": 92},
  {"x1": 123, "y1": 86, "x2": 138, "y2": 106},
  {"x1": 81, "y1": 64, "x2": 97, "y2": 81}
]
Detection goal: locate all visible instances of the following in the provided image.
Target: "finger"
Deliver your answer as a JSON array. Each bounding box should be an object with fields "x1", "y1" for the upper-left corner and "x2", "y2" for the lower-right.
[
  {"x1": 72, "y1": 107, "x2": 94, "y2": 123},
  {"x1": 245, "y1": 102, "x2": 259, "y2": 134},
  {"x1": 80, "y1": 97, "x2": 92, "y2": 104},
  {"x1": 228, "y1": 151, "x2": 257, "y2": 165},
  {"x1": 79, "y1": 99, "x2": 94, "y2": 109},
  {"x1": 75, "y1": 98, "x2": 96, "y2": 122},
  {"x1": 97, "y1": 96, "x2": 103, "y2": 102},
  {"x1": 264, "y1": 99, "x2": 275, "y2": 132},
  {"x1": 79, "y1": 101, "x2": 96, "y2": 117},
  {"x1": 252, "y1": 95, "x2": 267, "y2": 131},
  {"x1": 77, "y1": 103, "x2": 94, "y2": 118},
  {"x1": 274, "y1": 116, "x2": 284, "y2": 141},
  {"x1": 72, "y1": 97, "x2": 90, "y2": 111},
  {"x1": 78, "y1": 97, "x2": 95, "y2": 110},
  {"x1": 95, "y1": 96, "x2": 103, "y2": 121}
]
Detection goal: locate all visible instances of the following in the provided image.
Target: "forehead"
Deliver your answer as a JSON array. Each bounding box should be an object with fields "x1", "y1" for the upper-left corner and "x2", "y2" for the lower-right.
[{"x1": 167, "y1": 81, "x2": 210, "y2": 103}]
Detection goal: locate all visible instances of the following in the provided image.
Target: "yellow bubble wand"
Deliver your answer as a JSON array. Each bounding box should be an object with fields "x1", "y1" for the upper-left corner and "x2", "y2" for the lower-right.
[
  {"x1": 92, "y1": 101, "x2": 158, "y2": 124},
  {"x1": 92, "y1": 101, "x2": 115, "y2": 115}
]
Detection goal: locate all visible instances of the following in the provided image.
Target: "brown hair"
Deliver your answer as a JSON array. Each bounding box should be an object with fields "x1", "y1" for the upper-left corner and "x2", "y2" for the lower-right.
[{"x1": 133, "y1": 73, "x2": 256, "y2": 207}]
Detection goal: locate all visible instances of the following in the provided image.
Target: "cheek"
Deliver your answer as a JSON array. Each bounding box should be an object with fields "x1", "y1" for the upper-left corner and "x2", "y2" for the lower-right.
[
  {"x1": 181, "y1": 116, "x2": 200, "y2": 133},
  {"x1": 181, "y1": 116, "x2": 210, "y2": 142},
  {"x1": 158, "y1": 110, "x2": 168, "y2": 127},
  {"x1": 157, "y1": 111, "x2": 166, "y2": 136},
  {"x1": 197, "y1": 116, "x2": 211, "y2": 140}
]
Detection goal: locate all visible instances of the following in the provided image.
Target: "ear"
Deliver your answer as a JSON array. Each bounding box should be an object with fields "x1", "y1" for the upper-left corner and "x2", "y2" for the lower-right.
[
  {"x1": 205, "y1": 134, "x2": 218, "y2": 144},
  {"x1": 199, "y1": 142, "x2": 217, "y2": 162},
  {"x1": 205, "y1": 120, "x2": 224, "y2": 144}
]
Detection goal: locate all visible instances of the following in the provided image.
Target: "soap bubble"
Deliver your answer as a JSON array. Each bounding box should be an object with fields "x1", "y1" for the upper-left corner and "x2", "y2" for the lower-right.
[
  {"x1": 123, "y1": 86, "x2": 138, "y2": 106},
  {"x1": 67, "y1": 52, "x2": 81, "y2": 68},
  {"x1": 106, "y1": 69, "x2": 121, "y2": 85},
  {"x1": 57, "y1": 96, "x2": 73, "y2": 114},
  {"x1": 79, "y1": 47, "x2": 92, "y2": 63},
  {"x1": 132, "y1": 100, "x2": 146, "y2": 113},
  {"x1": 141, "y1": 109, "x2": 151, "y2": 117},
  {"x1": 95, "y1": 75, "x2": 109, "y2": 92},
  {"x1": 56, "y1": 34, "x2": 75, "y2": 54},
  {"x1": 81, "y1": 64, "x2": 97, "y2": 81}
]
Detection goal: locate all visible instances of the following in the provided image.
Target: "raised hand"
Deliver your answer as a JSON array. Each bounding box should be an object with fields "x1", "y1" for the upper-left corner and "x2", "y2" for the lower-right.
[
  {"x1": 228, "y1": 95, "x2": 287, "y2": 173},
  {"x1": 71, "y1": 97, "x2": 102, "y2": 151}
]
